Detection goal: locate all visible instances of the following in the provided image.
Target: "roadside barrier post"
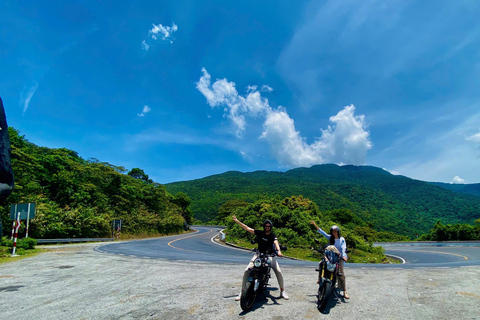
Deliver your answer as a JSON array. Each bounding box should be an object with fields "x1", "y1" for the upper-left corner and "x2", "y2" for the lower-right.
[
  {"x1": 12, "y1": 212, "x2": 21, "y2": 256},
  {"x1": 25, "y1": 203, "x2": 31, "y2": 238},
  {"x1": 10, "y1": 220, "x2": 15, "y2": 240},
  {"x1": 10, "y1": 203, "x2": 17, "y2": 240}
]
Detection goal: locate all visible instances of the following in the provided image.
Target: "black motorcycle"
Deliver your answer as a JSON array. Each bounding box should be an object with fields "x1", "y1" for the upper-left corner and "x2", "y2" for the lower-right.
[
  {"x1": 240, "y1": 242, "x2": 285, "y2": 311},
  {"x1": 315, "y1": 242, "x2": 347, "y2": 311}
]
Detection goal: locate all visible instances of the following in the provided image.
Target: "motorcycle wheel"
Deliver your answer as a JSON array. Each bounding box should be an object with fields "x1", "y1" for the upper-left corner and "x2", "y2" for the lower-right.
[
  {"x1": 240, "y1": 281, "x2": 256, "y2": 311},
  {"x1": 317, "y1": 281, "x2": 331, "y2": 311}
]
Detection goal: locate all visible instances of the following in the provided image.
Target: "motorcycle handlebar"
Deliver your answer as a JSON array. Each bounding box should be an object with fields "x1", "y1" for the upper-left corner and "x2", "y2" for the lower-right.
[{"x1": 250, "y1": 248, "x2": 280, "y2": 257}]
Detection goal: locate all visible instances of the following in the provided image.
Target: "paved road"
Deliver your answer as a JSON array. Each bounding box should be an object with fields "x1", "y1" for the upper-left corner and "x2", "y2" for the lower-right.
[
  {"x1": 1, "y1": 228, "x2": 479, "y2": 320},
  {"x1": 97, "y1": 226, "x2": 480, "y2": 268}
]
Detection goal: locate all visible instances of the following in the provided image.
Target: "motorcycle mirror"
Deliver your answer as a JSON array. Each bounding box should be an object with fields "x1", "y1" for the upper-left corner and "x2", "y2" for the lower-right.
[
  {"x1": 280, "y1": 245, "x2": 287, "y2": 251},
  {"x1": 250, "y1": 239, "x2": 256, "y2": 245}
]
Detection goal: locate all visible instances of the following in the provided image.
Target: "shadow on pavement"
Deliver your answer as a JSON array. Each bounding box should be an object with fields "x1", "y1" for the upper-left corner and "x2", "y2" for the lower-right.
[{"x1": 237, "y1": 287, "x2": 285, "y2": 315}]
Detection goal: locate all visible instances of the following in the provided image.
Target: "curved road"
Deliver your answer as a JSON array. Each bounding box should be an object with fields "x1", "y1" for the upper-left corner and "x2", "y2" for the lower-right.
[{"x1": 97, "y1": 226, "x2": 480, "y2": 268}]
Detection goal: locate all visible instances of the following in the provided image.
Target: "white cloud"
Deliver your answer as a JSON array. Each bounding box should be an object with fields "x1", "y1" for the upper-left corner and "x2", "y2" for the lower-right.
[
  {"x1": 196, "y1": 68, "x2": 269, "y2": 137},
  {"x1": 123, "y1": 128, "x2": 238, "y2": 153},
  {"x1": 260, "y1": 105, "x2": 372, "y2": 167},
  {"x1": 137, "y1": 105, "x2": 151, "y2": 117},
  {"x1": 150, "y1": 23, "x2": 178, "y2": 41},
  {"x1": 260, "y1": 108, "x2": 325, "y2": 166},
  {"x1": 261, "y1": 85, "x2": 273, "y2": 92},
  {"x1": 20, "y1": 81, "x2": 38, "y2": 115},
  {"x1": 142, "y1": 22, "x2": 178, "y2": 50},
  {"x1": 196, "y1": 69, "x2": 372, "y2": 167},
  {"x1": 322, "y1": 105, "x2": 373, "y2": 164},
  {"x1": 467, "y1": 131, "x2": 480, "y2": 142},
  {"x1": 141, "y1": 40, "x2": 150, "y2": 51},
  {"x1": 452, "y1": 176, "x2": 465, "y2": 184}
]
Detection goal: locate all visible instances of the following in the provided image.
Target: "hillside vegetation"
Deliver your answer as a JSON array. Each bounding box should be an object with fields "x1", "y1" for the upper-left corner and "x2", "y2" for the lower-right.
[
  {"x1": 1, "y1": 128, "x2": 191, "y2": 238},
  {"x1": 430, "y1": 182, "x2": 480, "y2": 198},
  {"x1": 222, "y1": 195, "x2": 408, "y2": 263},
  {"x1": 165, "y1": 165, "x2": 480, "y2": 238}
]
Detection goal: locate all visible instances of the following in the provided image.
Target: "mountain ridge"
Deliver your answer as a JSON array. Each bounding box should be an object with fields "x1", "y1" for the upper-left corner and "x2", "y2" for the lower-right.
[{"x1": 165, "y1": 164, "x2": 480, "y2": 237}]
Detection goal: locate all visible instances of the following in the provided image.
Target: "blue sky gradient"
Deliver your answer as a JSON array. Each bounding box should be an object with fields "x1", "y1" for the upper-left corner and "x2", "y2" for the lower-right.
[{"x1": 1, "y1": 1, "x2": 480, "y2": 184}]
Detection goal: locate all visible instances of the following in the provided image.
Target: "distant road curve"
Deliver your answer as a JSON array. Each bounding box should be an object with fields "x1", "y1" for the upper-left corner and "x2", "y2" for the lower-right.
[
  {"x1": 375, "y1": 241, "x2": 480, "y2": 268},
  {"x1": 96, "y1": 226, "x2": 480, "y2": 268}
]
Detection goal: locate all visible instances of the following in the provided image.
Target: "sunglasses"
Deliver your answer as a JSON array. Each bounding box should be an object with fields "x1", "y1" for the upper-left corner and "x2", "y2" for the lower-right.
[{"x1": 264, "y1": 225, "x2": 271, "y2": 228}]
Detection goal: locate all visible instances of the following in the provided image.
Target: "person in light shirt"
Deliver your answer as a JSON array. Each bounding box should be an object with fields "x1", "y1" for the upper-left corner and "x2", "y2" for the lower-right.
[{"x1": 311, "y1": 220, "x2": 350, "y2": 299}]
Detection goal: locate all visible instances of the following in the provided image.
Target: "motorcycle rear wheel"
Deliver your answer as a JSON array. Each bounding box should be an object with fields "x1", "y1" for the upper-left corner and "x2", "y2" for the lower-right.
[
  {"x1": 240, "y1": 281, "x2": 256, "y2": 311},
  {"x1": 317, "y1": 281, "x2": 331, "y2": 311}
]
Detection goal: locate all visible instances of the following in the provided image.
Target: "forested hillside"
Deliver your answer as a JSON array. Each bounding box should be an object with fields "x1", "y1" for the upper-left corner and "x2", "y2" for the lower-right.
[
  {"x1": 222, "y1": 195, "x2": 401, "y2": 263},
  {"x1": 430, "y1": 182, "x2": 480, "y2": 198},
  {"x1": 165, "y1": 165, "x2": 480, "y2": 237},
  {"x1": 0, "y1": 128, "x2": 191, "y2": 238}
]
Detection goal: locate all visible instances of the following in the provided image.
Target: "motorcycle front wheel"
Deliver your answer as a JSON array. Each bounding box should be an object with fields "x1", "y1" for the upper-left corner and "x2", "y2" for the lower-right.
[
  {"x1": 240, "y1": 281, "x2": 256, "y2": 311},
  {"x1": 317, "y1": 281, "x2": 331, "y2": 311}
]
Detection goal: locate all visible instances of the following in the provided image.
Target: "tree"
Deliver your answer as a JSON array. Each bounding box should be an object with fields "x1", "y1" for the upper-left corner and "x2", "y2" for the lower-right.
[
  {"x1": 171, "y1": 192, "x2": 193, "y2": 224},
  {"x1": 217, "y1": 199, "x2": 249, "y2": 222},
  {"x1": 128, "y1": 168, "x2": 150, "y2": 181}
]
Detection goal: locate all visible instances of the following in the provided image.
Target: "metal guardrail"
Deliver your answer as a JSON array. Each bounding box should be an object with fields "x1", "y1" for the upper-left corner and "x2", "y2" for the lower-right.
[
  {"x1": 35, "y1": 226, "x2": 228, "y2": 244},
  {"x1": 36, "y1": 238, "x2": 115, "y2": 244}
]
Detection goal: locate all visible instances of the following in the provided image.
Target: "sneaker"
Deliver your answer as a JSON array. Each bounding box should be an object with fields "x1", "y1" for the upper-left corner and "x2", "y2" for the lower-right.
[
  {"x1": 235, "y1": 293, "x2": 241, "y2": 301},
  {"x1": 281, "y1": 291, "x2": 289, "y2": 300}
]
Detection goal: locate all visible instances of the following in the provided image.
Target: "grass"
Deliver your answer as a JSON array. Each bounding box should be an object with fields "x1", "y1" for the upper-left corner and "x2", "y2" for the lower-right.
[{"x1": 0, "y1": 247, "x2": 45, "y2": 264}]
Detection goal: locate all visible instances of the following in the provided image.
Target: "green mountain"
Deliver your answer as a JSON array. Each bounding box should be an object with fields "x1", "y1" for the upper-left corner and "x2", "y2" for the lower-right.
[
  {"x1": 430, "y1": 182, "x2": 480, "y2": 198},
  {"x1": 165, "y1": 164, "x2": 480, "y2": 237}
]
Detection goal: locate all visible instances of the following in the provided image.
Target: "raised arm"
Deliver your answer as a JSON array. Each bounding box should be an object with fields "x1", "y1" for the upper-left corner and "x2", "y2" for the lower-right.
[
  {"x1": 232, "y1": 215, "x2": 254, "y2": 234},
  {"x1": 310, "y1": 220, "x2": 330, "y2": 239}
]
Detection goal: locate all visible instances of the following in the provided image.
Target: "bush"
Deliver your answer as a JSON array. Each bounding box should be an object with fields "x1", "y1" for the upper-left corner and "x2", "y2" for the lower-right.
[
  {"x1": 17, "y1": 237, "x2": 37, "y2": 250},
  {"x1": 0, "y1": 236, "x2": 10, "y2": 246},
  {"x1": 0, "y1": 236, "x2": 36, "y2": 249}
]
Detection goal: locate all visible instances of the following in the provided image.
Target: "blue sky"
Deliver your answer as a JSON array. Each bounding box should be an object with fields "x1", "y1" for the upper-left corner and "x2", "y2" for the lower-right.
[{"x1": 1, "y1": 1, "x2": 480, "y2": 184}]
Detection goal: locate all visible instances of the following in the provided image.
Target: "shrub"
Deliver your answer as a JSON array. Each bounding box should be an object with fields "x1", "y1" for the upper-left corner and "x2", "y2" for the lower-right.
[
  {"x1": 0, "y1": 236, "x2": 36, "y2": 249},
  {"x1": 17, "y1": 237, "x2": 37, "y2": 250}
]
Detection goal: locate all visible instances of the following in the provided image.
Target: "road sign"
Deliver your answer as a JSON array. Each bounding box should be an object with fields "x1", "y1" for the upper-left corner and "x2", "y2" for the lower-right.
[
  {"x1": 112, "y1": 219, "x2": 122, "y2": 231},
  {"x1": 112, "y1": 219, "x2": 123, "y2": 240},
  {"x1": 10, "y1": 203, "x2": 36, "y2": 220}
]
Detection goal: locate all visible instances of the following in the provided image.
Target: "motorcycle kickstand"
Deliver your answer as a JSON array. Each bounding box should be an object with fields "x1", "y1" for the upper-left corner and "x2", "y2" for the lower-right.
[{"x1": 333, "y1": 289, "x2": 344, "y2": 300}]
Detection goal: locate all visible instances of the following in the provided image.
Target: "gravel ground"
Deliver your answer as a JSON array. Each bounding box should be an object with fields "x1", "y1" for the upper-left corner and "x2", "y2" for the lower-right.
[{"x1": 0, "y1": 242, "x2": 479, "y2": 320}]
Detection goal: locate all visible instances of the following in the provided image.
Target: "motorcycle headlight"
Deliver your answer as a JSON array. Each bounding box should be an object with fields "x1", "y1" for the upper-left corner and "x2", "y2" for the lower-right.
[
  {"x1": 254, "y1": 258, "x2": 262, "y2": 268},
  {"x1": 326, "y1": 261, "x2": 336, "y2": 272}
]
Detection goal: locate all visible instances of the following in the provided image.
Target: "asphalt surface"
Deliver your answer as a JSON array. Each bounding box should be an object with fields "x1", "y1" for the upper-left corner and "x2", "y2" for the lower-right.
[
  {"x1": 1, "y1": 228, "x2": 479, "y2": 320},
  {"x1": 97, "y1": 226, "x2": 480, "y2": 268}
]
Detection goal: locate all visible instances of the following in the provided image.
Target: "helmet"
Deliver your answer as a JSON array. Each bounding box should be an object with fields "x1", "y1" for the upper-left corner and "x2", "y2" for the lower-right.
[
  {"x1": 263, "y1": 219, "x2": 273, "y2": 228},
  {"x1": 330, "y1": 225, "x2": 341, "y2": 237}
]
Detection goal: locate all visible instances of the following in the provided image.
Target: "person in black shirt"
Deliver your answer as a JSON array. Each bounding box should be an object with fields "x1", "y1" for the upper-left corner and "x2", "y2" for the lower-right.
[{"x1": 233, "y1": 215, "x2": 289, "y2": 300}]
